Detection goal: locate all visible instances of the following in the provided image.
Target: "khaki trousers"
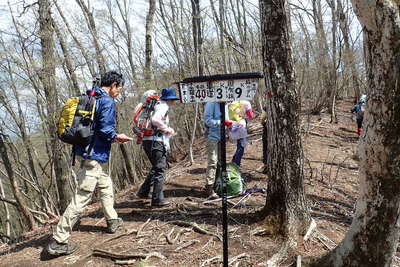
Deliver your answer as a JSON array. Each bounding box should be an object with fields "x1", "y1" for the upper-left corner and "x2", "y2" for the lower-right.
[
  {"x1": 53, "y1": 158, "x2": 118, "y2": 243},
  {"x1": 206, "y1": 139, "x2": 220, "y2": 186}
]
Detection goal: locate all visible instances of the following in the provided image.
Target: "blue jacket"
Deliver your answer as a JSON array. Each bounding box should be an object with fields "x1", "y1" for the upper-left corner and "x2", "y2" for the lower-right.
[
  {"x1": 351, "y1": 103, "x2": 363, "y2": 121},
  {"x1": 75, "y1": 88, "x2": 117, "y2": 162},
  {"x1": 204, "y1": 102, "x2": 222, "y2": 141}
]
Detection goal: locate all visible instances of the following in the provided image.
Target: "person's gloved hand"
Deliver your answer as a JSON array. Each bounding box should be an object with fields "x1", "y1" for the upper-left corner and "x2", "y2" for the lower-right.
[{"x1": 224, "y1": 120, "x2": 233, "y2": 127}]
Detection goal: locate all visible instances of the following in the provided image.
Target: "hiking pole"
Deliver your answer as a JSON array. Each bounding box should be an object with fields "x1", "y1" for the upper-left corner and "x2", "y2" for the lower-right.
[{"x1": 219, "y1": 102, "x2": 228, "y2": 267}]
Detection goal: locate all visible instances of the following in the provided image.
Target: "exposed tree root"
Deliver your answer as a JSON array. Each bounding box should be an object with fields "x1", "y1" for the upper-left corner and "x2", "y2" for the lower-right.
[
  {"x1": 115, "y1": 258, "x2": 136, "y2": 265},
  {"x1": 92, "y1": 248, "x2": 165, "y2": 260},
  {"x1": 200, "y1": 253, "x2": 249, "y2": 267},
  {"x1": 174, "y1": 239, "x2": 199, "y2": 252},
  {"x1": 200, "y1": 256, "x2": 221, "y2": 267},
  {"x1": 137, "y1": 218, "x2": 152, "y2": 237},
  {"x1": 168, "y1": 220, "x2": 222, "y2": 241},
  {"x1": 99, "y1": 228, "x2": 138, "y2": 244},
  {"x1": 265, "y1": 240, "x2": 295, "y2": 267},
  {"x1": 228, "y1": 253, "x2": 249, "y2": 265}
]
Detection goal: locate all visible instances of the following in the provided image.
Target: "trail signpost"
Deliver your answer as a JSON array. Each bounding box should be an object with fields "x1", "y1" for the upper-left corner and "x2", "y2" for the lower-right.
[{"x1": 177, "y1": 72, "x2": 263, "y2": 267}]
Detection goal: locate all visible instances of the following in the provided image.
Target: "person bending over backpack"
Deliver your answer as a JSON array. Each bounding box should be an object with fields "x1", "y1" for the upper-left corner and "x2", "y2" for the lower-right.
[
  {"x1": 136, "y1": 88, "x2": 179, "y2": 207},
  {"x1": 46, "y1": 71, "x2": 133, "y2": 256}
]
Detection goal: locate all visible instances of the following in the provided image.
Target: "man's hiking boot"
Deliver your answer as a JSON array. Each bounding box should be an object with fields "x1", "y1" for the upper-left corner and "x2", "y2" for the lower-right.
[
  {"x1": 205, "y1": 184, "x2": 218, "y2": 200},
  {"x1": 46, "y1": 239, "x2": 78, "y2": 256},
  {"x1": 151, "y1": 199, "x2": 171, "y2": 207},
  {"x1": 136, "y1": 191, "x2": 152, "y2": 199},
  {"x1": 106, "y1": 218, "x2": 123, "y2": 233}
]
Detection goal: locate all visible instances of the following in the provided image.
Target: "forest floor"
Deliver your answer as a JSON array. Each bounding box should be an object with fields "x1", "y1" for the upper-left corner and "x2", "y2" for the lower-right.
[{"x1": 0, "y1": 98, "x2": 392, "y2": 267}]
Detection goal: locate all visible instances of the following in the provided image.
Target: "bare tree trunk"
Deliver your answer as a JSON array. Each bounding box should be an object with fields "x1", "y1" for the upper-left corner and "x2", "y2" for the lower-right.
[
  {"x1": 0, "y1": 176, "x2": 11, "y2": 238},
  {"x1": 145, "y1": 0, "x2": 156, "y2": 81},
  {"x1": 38, "y1": 0, "x2": 72, "y2": 212},
  {"x1": 112, "y1": 0, "x2": 136, "y2": 80},
  {"x1": 76, "y1": 0, "x2": 107, "y2": 74},
  {"x1": 54, "y1": 21, "x2": 80, "y2": 95},
  {"x1": 54, "y1": 0, "x2": 96, "y2": 77},
  {"x1": 337, "y1": 0, "x2": 361, "y2": 101},
  {"x1": 0, "y1": 132, "x2": 37, "y2": 230},
  {"x1": 119, "y1": 143, "x2": 137, "y2": 184},
  {"x1": 188, "y1": 0, "x2": 202, "y2": 164},
  {"x1": 328, "y1": 0, "x2": 338, "y2": 123},
  {"x1": 307, "y1": 1, "x2": 400, "y2": 266},
  {"x1": 219, "y1": 0, "x2": 228, "y2": 73},
  {"x1": 311, "y1": 0, "x2": 333, "y2": 114},
  {"x1": 259, "y1": 0, "x2": 310, "y2": 240}
]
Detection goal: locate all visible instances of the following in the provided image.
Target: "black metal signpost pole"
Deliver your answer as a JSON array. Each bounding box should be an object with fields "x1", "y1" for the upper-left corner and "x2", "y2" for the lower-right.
[
  {"x1": 177, "y1": 72, "x2": 263, "y2": 267},
  {"x1": 219, "y1": 102, "x2": 228, "y2": 267}
]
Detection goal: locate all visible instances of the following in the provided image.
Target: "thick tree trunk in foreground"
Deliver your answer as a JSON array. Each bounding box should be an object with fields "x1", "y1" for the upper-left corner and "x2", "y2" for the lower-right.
[
  {"x1": 38, "y1": 0, "x2": 72, "y2": 212},
  {"x1": 259, "y1": 0, "x2": 310, "y2": 238},
  {"x1": 308, "y1": 1, "x2": 400, "y2": 266}
]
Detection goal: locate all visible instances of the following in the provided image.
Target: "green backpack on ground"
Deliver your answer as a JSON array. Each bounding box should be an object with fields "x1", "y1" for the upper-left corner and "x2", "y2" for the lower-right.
[{"x1": 214, "y1": 162, "x2": 245, "y2": 197}]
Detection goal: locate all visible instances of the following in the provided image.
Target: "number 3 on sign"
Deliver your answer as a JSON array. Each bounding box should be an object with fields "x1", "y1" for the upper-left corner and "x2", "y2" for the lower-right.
[{"x1": 216, "y1": 88, "x2": 223, "y2": 99}]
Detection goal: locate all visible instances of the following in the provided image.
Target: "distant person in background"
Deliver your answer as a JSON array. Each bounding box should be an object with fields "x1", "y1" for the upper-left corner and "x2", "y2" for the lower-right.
[
  {"x1": 259, "y1": 106, "x2": 268, "y2": 174},
  {"x1": 204, "y1": 101, "x2": 232, "y2": 199},
  {"x1": 228, "y1": 100, "x2": 255, "y2": 167},
  {"x1": 351, "y1": 94, "x2": 367, "y2": 136}
]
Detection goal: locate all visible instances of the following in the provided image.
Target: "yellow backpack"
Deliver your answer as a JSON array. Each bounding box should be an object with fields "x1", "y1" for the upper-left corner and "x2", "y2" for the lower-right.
[
  {"x1": 57, "y1": 95, "x2": 97, "y2": 145},
  {"x1": 57, "y1": 79, "x2": 100, "y2": 146}
]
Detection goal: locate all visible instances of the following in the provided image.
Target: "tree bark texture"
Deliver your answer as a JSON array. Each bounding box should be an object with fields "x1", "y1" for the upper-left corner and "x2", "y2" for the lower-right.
[
  {"x1": 259, "y1": 0, "x2": 310, "y2": 238},
  {"x1": 0, "y1": 133, "x2": 37, "y2": 230},
  {"x1": 308, "y1": 1, "x2": 400, "y2": 266},
  {"x1": 145, "y1": 0, "x2": 156, "y2": 81},
  {"x1": 38, "y1": 0, "x2": 72, "y2": 212}
]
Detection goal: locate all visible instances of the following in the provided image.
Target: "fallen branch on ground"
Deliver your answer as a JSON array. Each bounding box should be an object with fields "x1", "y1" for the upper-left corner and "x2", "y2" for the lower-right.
[
  {"x1": 92, "y1": 248, "x2": 165, "y2": 260},
  {"x1": 313, "y1": 230, "x2": 336, "y2": 250},
  {"x1": 228, "y1": 253, "x2": 249, "y2": 265},
  {"x1": 168, "y1": 220, "x2": 222, "y2": 241},
  {"x1": 303, "y1": 218, "x2": 317, "y2": 241},
  {"x1": 115, "y1": 259, "x2": 136, "y2": 265},
  {"x1": 137, "y1": 218, "x2": 152, "y2": 237},
  {"x1": 200, "y1": 253, "x2": 249, "y2": 267},
  {"x1": 164, "y1": 227, "x2": 175, "y2": 244},
  {"x1": 200, "y1": 256, "x2": 222, "y2": 267},
  {"x1": 99, "y1": 228, "x2": 138, "y2": 244},
  {"x1": 250, "y1": 227, "x2": 268, "y2": 236},
  {"x1": 174, "y1": 239, "x2": 200, "y2": 252}
]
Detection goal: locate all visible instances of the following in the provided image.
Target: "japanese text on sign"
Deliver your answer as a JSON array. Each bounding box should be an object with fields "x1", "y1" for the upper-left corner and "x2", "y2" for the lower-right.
[{"x1": 179, "y1": 79, "x2": 259, "y2": 103}]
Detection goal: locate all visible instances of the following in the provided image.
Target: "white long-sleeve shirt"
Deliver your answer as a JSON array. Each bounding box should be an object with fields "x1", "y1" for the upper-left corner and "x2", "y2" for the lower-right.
[{"x1": 143, "y1": 101, "x2": 172, "y2": 147}]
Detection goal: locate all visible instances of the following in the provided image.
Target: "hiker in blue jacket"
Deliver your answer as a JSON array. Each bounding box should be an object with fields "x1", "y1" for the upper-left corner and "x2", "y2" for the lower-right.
[
  {"x1": 46, "y1": 71, "x2": 133, "y2": 256},
  {"x1": 204, "y1": 102, "x2": 232, "y2": 199},
  {"x1": 351, "y1": 94, "x2": 367, "y2": 136}
]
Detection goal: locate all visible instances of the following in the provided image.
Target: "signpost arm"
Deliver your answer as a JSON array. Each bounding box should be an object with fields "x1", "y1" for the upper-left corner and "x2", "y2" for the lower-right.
[{"x1": 219, "y1": 102, "x2": 228, "y2": 267}]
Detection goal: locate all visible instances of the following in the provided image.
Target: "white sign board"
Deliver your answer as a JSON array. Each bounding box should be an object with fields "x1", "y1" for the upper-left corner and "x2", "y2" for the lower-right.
[{"x1": 179, "y1": 78, "x2": 259, "y2": 103}]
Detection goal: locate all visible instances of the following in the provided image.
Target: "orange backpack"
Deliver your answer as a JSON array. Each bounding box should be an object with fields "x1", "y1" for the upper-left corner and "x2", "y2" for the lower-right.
[{"x1": 132, "y1": 91, "x2": 160, "y2": 144}]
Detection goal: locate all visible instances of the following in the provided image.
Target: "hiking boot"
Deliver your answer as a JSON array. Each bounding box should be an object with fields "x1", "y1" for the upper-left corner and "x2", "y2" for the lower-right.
[
  {"x1": 205, "y1": 184, "x2": 218, "y2": 199},
  {"x1": 106, "y1": 218, "x2": 123, "y2": 234},
  {"x1": 46, "y1": 239, "x2": 78, "y2": 256},
  {"x1": 136, "y1": 191, "x2": 152, "y2": 199},
  {"x1": 151, "y1": 199, "x2": 171, "y2": 207}
]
